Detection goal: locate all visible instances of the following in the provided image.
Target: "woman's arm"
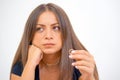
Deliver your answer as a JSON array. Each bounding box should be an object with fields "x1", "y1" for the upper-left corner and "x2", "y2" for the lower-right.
[
  {"x1": 11, "y1": 74, "x2": 21, "y2": 80},
  {"x1": 11, "y1": 45, "x2": 43, "y2": 80},
  {"x1": 11, "y1": 61, "x2": 36, "y2": 80}
]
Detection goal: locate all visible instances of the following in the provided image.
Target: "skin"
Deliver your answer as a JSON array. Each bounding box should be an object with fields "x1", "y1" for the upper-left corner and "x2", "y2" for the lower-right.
[
  {"x1": 11, "y1": 10, "x2": 95, "y2": 80},
  {"x1": 69, "y1": 50, "x2": 95, "y2": 80}
]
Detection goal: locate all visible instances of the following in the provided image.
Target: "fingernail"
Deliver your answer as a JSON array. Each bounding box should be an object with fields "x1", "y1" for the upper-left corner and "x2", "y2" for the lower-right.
[
  {"x1": 75, "y1": 66, "x2": 78, "y2": 69},
  {"x1": 72, "y1": 63, "x2": 75, "y2": 66},
  {"x1": 71, "y1": 50, "x2": 75, "y2": 53},
  {"x1": 69, "y1": 55, "x2": 72, "y2": 58}
]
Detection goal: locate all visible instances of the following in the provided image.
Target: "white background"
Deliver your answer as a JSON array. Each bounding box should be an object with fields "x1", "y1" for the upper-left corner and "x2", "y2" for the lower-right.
[{"x1": 0, "y1": 0, "x2": 120, "y2": 80}]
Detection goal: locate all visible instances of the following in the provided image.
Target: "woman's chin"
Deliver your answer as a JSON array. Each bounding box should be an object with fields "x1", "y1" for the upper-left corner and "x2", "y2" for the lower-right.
[
  {"x1": 42, "y1": 49, "x2": 56, "y2": 54},
  {"x1": 41, "y1": 48, "x2": 61, "y2": 55}
]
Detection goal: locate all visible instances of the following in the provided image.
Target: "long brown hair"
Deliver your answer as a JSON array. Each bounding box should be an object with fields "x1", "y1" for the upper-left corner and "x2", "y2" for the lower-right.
[{"x1": 10, "y1": 3, "x2": 99, "y2": 80}]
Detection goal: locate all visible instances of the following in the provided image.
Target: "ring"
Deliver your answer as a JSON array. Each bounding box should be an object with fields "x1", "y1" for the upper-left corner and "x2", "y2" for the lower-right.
[{"x1": 69, "y1": 49, "x2": 74, "y2": 54}]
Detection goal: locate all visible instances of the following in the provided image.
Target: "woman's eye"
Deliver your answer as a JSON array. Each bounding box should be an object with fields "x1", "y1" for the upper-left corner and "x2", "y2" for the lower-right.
[
  {"x1": 36, "y1": 27, "x2": 44, "y2": 32},
  {"x1": 53, "y1": 26, "x2": 60, "y2": 31}
]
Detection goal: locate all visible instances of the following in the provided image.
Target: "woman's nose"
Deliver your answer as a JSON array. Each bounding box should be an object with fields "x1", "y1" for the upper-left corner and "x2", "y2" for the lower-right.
[{"x1": 45, "y1": 29, "x2": 53, "y2": 40}]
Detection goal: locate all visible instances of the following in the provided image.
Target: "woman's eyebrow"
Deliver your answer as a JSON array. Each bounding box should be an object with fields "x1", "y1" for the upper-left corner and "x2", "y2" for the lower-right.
[
  {"x1": 36, "y1": 24, "x2": 45, "y2": 27},
  {"x1": 51, "y1": 23, "x2": 59, "y2": 26}
]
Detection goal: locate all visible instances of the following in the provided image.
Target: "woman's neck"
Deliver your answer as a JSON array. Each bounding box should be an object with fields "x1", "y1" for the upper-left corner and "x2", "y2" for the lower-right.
[{"x1": 41, "y1": 52, "x2": 61, "y2": 67}]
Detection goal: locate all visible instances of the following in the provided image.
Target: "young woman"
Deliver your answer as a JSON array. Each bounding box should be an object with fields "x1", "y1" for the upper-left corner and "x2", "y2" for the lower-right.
[{"x1": 10, "y1": 3, "x2": 99, "y2": 80}]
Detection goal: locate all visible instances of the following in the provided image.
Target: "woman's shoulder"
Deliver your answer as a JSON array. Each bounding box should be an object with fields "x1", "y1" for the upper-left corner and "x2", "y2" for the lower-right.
[{"x1": 11, "y1": 61, "x2": 23, "y2": 76}]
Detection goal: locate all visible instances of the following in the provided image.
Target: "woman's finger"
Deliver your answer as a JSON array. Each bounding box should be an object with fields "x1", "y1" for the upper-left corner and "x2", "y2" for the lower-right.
[
  {"x1": 72, "y1": 60, "x2": 95, "y2": 68},
  {"x1": 69, "y1": 53, "x2": 94, "y2": 63}
]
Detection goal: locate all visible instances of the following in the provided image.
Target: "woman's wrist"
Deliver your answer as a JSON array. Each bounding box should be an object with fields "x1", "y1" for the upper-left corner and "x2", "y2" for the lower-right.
[{"x1": 26, "y1": 60, "x2": 37, "y2": 69}]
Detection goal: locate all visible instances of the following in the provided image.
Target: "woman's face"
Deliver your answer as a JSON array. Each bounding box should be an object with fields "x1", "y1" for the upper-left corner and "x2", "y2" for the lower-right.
[{"x1": 32, "y1": 11, "x2": 62, "y2": 54}]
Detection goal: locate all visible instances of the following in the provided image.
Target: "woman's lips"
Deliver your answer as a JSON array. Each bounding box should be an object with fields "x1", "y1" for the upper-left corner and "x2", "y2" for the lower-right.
[{"x1": 43, "y1": 43, "x2": 55, "y2": 47}]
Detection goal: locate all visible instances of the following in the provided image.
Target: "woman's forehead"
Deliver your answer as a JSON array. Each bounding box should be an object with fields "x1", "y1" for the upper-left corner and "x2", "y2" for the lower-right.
[{"x1": 37, "y1": 11, "x2": 58, "y2": 25}]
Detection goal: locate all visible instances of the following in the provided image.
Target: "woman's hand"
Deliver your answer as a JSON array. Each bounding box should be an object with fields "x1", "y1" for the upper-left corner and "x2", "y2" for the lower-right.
[
  {"x1": 69, "y1": 50, "x2": 95, "y2": 80},
  {"x1": 27, "y1": 45, "x2": 43, "y2": 66}
]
